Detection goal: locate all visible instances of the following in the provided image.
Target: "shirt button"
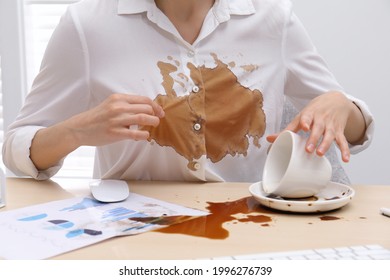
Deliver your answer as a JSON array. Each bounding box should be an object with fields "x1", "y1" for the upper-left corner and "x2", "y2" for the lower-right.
[
  {"x1": 193, "y1": 123, "x2": 201, "y2": 131},
  {"x1": 194, "y1": 162, "x2": 201, "y2": 170},
  {"x1": 187, "y1": 50, "x2": 195, "y2": 57},
  {"x1": 192, "y1": 85, "x2": 200, "y2": 93}
]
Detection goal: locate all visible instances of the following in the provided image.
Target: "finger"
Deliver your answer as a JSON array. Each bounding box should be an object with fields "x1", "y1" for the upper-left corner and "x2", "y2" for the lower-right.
[
  {"x1": 315, "y1": 128, "x2": 336, "y2": 157},
  {"x1": 121, "y1": 129, "x2": 151, "y2": 141},
  {"x1": 284, "y1": 112, "x2": 312, "y2": 134},
  {"x1": 284, "y1": 115, "x2": 301, "y2": 133},
  {"x1": 268, "y1": 113, "x2": 307, "y2": 144},
  {"x1": 305, "y1": 119, "x2": 326, "y2": 153},
  {"x1": 298, "y1": 112, "x2": 313, "y2": 132},
  {"x1": 124, "y1": 95, "x2": 165, "y2": 118},
  {"x1": 266, "y1": 133, "x2": 279, "y2": 143},
  {"x1": 335, "y1": 134, "x2": 350, "y2": 162},
  {"x1": 112, "y1": 103, "x2": 153, "y2": 116},
  {"x1": 123, "y1": 113, "x2": 161, "y2": 128},
  {"x1": 128, "y1": 103, "x2": 163, "y2": 117},
  {"x1": 99, "y1": 123, "x2": 151, "y2": 142},
  {"x1": 151, "y1": 101, "x2": 165, "y2": 118}
]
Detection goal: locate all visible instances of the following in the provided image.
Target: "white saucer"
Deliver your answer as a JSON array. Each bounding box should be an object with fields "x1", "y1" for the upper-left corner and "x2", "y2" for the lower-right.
[{"x1": 249, "y1": 181, "x2": 355, "y2": 213}]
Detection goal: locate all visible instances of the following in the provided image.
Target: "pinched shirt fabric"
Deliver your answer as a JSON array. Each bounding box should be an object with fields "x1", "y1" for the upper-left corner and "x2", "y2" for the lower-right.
[{"x1": 3, "y1": 0, "x2": 374, "y2": 181}]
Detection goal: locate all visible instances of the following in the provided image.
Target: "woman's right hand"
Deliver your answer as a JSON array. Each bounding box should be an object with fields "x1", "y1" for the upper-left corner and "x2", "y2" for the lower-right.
[
  {"x1": 30, "y1": 94, "x2": 165, "y2": 170},
  {"x1": 67, "y1": 93, "x2": 165, "y2": 147}
]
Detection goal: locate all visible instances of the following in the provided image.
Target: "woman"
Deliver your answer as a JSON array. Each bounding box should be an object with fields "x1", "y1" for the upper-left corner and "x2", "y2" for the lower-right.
[{"x1": 3, "y1": 0, "x2": 373, "y2": 181}]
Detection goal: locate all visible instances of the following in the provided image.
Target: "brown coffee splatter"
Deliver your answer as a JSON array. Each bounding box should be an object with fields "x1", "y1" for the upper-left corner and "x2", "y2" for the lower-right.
[
  {"x1": 241, "y1": 64, "x2": 259, "y2": 72},
  {"x1": 238, "y1": 214, "x2": 271, "y2": 224},
  {"x1": 140, "y1": 54, "x2": 265, "y2": 169},
  {"x1": 228, "y1": 61, "x2": 236, "y2": 68},
  {"x1": 155, "y1": 196, "x2": 272, "y2": 239},
  {"x1": 320, "y1": 216, "x2": 340, "y2": 221}
]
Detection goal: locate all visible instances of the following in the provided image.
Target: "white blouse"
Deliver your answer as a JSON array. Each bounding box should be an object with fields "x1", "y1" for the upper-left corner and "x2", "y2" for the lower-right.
[{"x1": 3, "y1": 0, "x2": 374, "y2": 182}]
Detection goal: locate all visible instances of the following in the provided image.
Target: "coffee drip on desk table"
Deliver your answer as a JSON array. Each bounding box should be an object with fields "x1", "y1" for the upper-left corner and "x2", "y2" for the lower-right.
[
  {"x1": 155, "y1": 196, "x2": 273, "y2": 240},
  {"x1": 130, "y1": 195, "x2": 342, "y2": 239}
]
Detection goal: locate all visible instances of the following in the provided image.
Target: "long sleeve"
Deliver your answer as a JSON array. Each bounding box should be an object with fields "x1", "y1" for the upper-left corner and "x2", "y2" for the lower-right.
[
  {"x1": 2, "y1": 8, "x2": 91, "y2": 179},
  {"x1": 282, "y1": 7, "x2": 374, "y2": 154}
]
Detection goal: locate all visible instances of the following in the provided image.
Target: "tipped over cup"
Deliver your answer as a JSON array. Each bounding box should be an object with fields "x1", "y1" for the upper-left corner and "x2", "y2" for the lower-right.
[{"x1": 262, "y1": 130, "x2": 332, "y2": 198}]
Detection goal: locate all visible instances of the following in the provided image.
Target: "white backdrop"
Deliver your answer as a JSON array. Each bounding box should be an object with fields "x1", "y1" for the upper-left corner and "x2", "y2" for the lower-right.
[{"x1": 292, "y1": 0, "x2": 390, "y2": 184}]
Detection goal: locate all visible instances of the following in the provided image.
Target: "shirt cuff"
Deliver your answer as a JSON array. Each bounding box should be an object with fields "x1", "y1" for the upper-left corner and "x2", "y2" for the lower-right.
[
  {"x1": 345, "y1": 94, "x2": 375, "y2": 154},
  {"x1": 11, "y1": 126, "x2": 63, "y2": 180}
]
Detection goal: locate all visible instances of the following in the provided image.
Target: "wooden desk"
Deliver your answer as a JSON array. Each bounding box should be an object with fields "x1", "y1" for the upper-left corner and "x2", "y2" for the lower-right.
[{"x1": 2, "y1": 178, "x2": 390, "y2": 259}]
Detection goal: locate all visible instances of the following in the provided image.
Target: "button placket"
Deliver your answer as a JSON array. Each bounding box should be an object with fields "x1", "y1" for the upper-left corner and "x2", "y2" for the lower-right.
[{"x1": 183, "y1": 48, "x2": 206, "y2": 174}]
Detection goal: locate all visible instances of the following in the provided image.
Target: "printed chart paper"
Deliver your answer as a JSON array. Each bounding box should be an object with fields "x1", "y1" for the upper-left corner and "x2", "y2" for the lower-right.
[{"x1": 0, "y1": 193, "x2": 208, "y2": 259}]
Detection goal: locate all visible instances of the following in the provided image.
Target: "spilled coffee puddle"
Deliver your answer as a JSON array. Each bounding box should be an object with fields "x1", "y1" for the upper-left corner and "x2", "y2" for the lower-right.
[
  {"x1": 154, "y1": 196, "x2": 272, "y2": 239},
  {"x1": 151, "y1": 196, "x2": 344, "y2": 239}
]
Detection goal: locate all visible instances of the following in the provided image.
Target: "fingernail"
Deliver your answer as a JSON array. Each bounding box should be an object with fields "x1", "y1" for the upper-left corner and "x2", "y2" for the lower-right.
[
  {"x1": 159, "y1": 108, "x2": 165, "y2": 118},
  {"x1": 317, "y1": 147, "x2": 325, "y2": 156},
  {"x1": 307, "y1": 143, "x2": 315, "y2": 153}
]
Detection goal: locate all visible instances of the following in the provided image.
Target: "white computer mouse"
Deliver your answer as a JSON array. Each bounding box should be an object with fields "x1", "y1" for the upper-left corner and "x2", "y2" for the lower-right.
[{"x1": 89, "y1": 179, "x2": 130, "y2": 202}]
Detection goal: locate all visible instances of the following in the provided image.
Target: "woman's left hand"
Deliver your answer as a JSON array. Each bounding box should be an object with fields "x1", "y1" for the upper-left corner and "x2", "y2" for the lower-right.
[{"x1": 267, "y1": 91, "x2": 366, "y2": 163}]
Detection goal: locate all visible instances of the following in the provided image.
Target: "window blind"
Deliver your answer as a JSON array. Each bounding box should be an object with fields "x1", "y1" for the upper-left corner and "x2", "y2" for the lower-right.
[
  {"x1": 24, "y1": 0, "x2": 79, "y2": 89},
  {"x1": 23, "y1": 0, "x2": 95, "y2": 178}
]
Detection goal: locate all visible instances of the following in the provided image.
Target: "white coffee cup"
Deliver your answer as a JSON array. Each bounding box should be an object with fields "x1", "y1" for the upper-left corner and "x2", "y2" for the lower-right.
[
  {"x1": 0, "y1": 168, "x2": 5, "y2": 208},
  {"x1": 262, "y1": 130, "x2": 332, "y2": 198}
]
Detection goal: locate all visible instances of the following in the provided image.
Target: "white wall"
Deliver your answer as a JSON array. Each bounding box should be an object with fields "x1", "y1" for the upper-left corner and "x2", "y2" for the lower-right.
[{"x1": 291, "y1": 0, "x2": 390, "y2": 185}]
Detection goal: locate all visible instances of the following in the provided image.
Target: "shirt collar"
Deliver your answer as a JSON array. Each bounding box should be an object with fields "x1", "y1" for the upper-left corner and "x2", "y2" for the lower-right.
[
  {"x1": 117, "y1": 0, "x2": 256, "y2": 18},
  {"x1": 117, "y1": 0, "x2": 154, "y2": 15}
]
